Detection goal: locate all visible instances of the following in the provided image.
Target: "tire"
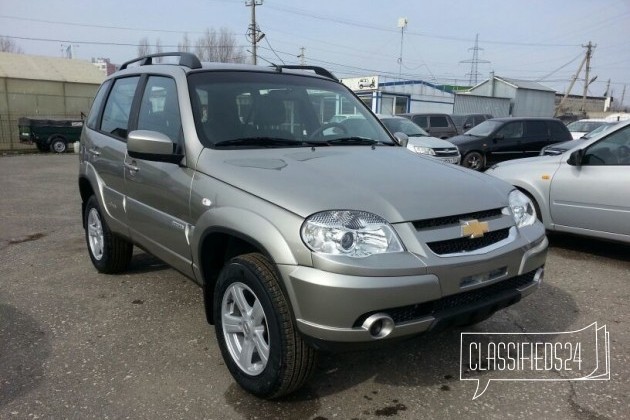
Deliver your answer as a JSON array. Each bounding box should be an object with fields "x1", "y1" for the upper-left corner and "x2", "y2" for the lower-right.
[
  {"x1": 50, "y1": 137, "x2": 67, "y2": 154},
  {"x1": 84, "y1": 196, "x2": 133, "y2": 274},
  {"x1": 462, "y1": 151, "x2": 485, "y2": 171},
  {"x1": 214, "y1": 253, "x2": 317, "y2": 399}
]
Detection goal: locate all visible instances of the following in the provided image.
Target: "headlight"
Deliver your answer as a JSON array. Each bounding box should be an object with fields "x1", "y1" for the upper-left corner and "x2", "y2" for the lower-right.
[
  {"x1": 412, "y1": 146, "x2": 436, "y2": 155},
  {"x1": 508, "y1": 190, "x2": 537, "y2": 228},
  {"x1": 301, "y1": 210, "x2": 404, "y2": 257}
]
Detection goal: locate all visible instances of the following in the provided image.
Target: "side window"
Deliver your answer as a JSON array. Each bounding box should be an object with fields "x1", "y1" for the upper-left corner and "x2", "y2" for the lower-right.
[
  {"x1": 584, "y1": 125, "x2": 630, "y2": 166},
  {"x1": 496, "y1": 122, "x2": 524, "y2": 139},
  {"x1": 430, "y1": 116, "x2": 449, "y2": 128},
  {"x1": 86, "y1": 80, "x2": 111, "y2": 130},
  {"x1": 527, "y1": 121, "x2": 548, "y2": 137},
  {"x1": 100, "y1": 77, "x2": 140, "y2": 140},
  {"x1": 550, "y1": 121, "x2": 570, "y2": 140},
  {"x1": 137, "y1": 76, "x2": 182, "y2": 142},
  {"x1": 413, "y1": 115, "x2": 428, "y2": 128}
]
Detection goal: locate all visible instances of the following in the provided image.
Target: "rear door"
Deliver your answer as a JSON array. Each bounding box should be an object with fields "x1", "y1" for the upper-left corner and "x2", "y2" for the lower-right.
[
  {"x1": 523, "y1": 120, "x2": 550, "y2": 157},
  {"x1": 124, "y1": 75, "x2": 195, "y2": 277},
  {"x1": 550, "y1": 124, "x2": 630, "y2": 238},
  {"x1": 84, "y1": 77, "x2": 140, "y2": 235}
]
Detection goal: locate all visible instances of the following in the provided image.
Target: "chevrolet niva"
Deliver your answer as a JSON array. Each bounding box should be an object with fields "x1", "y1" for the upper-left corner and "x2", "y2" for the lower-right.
[{"x1": 79, "y1": 52, "x2": 547, "y2": 398}]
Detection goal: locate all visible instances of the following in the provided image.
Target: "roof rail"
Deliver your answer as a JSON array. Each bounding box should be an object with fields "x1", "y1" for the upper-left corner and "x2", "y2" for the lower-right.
[
  {"x1": 275, "y1": 65, "x2": 337, "y2": 81},
  {"x1": 120, "y1": 52, "x2": 202, "y2": 70}
]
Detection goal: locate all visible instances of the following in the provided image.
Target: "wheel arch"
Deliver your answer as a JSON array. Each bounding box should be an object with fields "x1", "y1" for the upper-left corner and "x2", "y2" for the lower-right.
[
  {"x1": 78, "y1": 176, "x2": 96, "y2": 229},
  {"x1": 193, "y1": 207, "x2": 301, "y2": 325}
]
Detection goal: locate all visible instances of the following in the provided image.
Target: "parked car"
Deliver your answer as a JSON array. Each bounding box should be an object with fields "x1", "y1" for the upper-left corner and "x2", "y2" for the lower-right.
[
  {"x1": 451, "y1": 113, "x2": 493, "y2": 135},
  {"x1": 377, "y1": 115, "x2": 460, "y2": 163},
  {"x1": 18, "y1": 117, "x2": 83, "y2": 153},
  {"x1": 448, "y1": 117, "x2": 572, "y2": 170},
  {"x1": 540, "y1": 122, "x2": 618, "y2": 156},
  {"x1": 566, "y1": 119, "x2": 607, "y2": 139},
  {"x1": 487, "y1": 119, "x2": 630, "y2": 243},
  {"x1": 79, "y1": 52, "x2": 547, "y2": 398},
  {"x1": 399, "y1": 113, "x2": 458, "y2": 139}
]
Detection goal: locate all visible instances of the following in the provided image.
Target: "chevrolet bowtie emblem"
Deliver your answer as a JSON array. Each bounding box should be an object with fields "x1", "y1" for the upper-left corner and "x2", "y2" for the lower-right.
[{"x1": 461, "y1": 219, "x2": 489, "y2": 239}]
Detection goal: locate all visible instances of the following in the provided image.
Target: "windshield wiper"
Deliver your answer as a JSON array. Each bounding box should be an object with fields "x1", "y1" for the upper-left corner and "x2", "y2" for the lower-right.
[
  {"x1": 214, "y1": 137, "x2": 308, "y2": 148},
  {"x1": 325, "y1": 137, "x2": 379, "y2": 146}
]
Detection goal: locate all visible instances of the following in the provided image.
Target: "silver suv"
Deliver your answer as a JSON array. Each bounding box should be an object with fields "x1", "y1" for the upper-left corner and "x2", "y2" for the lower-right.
[{"x1": 78, "y1": 52, "x2": 548, "y2": 398}]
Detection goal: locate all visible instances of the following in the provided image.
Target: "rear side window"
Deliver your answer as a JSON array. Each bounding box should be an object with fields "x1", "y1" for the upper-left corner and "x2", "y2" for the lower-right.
[
  {"x1": 100, "y1": 76, "x2": 140, "y2": 140},
  {"x1": 527, "y1": 121, "x2": 548, "y2": 137},
  {"x1": 430, "y1": 116, "x2": 449, "y2": 128},
  {"x1": 86, "y1": 80, "x2": 111, "y2": 130},
  {"x1": 550, "y1": 121, "x2": 571, "y2": 140}
]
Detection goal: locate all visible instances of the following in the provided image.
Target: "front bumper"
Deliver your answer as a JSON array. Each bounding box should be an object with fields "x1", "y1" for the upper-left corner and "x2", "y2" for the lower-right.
[{"x1": 278, "y1": 234, "x2": 547, "y2": 345}]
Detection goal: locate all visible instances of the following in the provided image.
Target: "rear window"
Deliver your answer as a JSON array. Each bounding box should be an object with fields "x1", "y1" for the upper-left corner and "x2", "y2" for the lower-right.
[{"x1": 549, "y1": 121, "x2": 571, "y2": 140}]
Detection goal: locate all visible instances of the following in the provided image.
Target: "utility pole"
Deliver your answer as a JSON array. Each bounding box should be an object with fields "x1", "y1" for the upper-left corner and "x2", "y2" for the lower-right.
[
  {"x1": 581, "y1": 41, "x2": 596, "y2": 113},
  {"x1": 298, "y1": 47, "x2": 306, "y2": 65},
  {"x1": 246, "y1": 0, "x2": 264, "y2": 65},
  {"x1": 397, "y1": 18, "x2": 408, "y2": 79},
  {"x1": 554, "y1": 42, "x2": 597, "y2": 116},
  {"x1": 621, "y1": 85, "x2": 627, "y2": 111}
]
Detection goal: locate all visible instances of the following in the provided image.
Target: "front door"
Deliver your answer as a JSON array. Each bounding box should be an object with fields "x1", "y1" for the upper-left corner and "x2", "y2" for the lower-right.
[
  {"x1": 124, "y1": 75, "x2": 195, "y2": 277},
  {"x1": 550, "y1": 125, "x2": 630, "y2": 238}
]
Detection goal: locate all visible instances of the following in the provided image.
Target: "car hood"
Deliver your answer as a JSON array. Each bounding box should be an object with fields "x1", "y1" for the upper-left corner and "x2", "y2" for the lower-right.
[
  {"x1": 407, "y1": 136, "x2": 457, "y2": 149},
  {"x1": 197, "y1": 146, "x2": 512, "y2": 223},
  {"x1": 447, "y1": 134, "x2": 485, "y2": 145}
]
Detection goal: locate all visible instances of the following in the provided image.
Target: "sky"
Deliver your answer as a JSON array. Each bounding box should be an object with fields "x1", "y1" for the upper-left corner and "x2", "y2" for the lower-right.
[{"x1": 1, "y1": 0, "x2": 629, "y2": 106}]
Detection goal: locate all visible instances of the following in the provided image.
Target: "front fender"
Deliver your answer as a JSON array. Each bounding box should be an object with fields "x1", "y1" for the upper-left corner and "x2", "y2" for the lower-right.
[{"x1": 191, "y1": 206, "x2": 303, "y2": 270}]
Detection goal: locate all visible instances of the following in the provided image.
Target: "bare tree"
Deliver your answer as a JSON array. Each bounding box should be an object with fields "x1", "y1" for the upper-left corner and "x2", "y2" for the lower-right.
[
  {"x1": 178, "y1": 33, "x2": 191, "y2": 53},
  {"x1": 154, "y1": 38, "x2": 163, "y2": 62},
  {"x1": 0, "y1": 36, "x2": 24, "y2": 53},
  {"x1": 195, "y1": 28, "x2": 245, "y2": 63},
  {"x1": 137, "y1": 37, "x2": 151, "y2": 57}
]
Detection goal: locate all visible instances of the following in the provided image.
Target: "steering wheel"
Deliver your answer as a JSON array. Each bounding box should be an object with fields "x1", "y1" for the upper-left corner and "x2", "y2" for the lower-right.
[{"x1": 308, "y1": 123, "x2": 348, "y2": 139}]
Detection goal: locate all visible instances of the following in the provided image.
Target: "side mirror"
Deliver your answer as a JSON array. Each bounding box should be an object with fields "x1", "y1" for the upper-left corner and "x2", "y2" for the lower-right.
[
  {"x1": 127, "y1": 130, "x2": 183, "y2": 164},
  {"x1": 393, "y1": 132, "x2": 409, "y2": 148},
  {"x1": 567, "y1": 149, "x2": 584, "y2": 167},
  {"x1": 463, "y1": 123, "x2": 472, "y2": 129}
]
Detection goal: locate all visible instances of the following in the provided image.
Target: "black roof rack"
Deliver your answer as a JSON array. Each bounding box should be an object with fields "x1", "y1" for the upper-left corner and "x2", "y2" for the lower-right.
[
  {"x1": 274, "y1": 65, "x2": 337, "y2": 81},
  {"x1": 120, "y1": 52, "x2": 202, "y2": 70}
]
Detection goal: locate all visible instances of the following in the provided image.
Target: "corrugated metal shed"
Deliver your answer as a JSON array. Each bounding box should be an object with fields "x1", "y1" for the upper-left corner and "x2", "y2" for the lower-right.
[
  {"x1": 0, "y1": 52, "x2": 105, "y2": 84},
  {"x1": 468, "y1": 75, "x2": 556, "y2": 117}
]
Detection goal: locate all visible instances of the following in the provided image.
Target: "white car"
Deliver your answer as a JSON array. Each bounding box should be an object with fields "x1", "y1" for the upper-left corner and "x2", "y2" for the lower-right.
[
  {"x1": 378, "y1": 115, "x2": 460, "y2": 164},
  {"x1": 566, "y1": 119, "x2": 607, "y2": 139},
  {"x1": 487, "y1": 119, "x2": 630, "y2": 243}
]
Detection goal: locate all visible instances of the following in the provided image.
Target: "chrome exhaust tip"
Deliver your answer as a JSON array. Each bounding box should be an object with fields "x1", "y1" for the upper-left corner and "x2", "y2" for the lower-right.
[
  {"x1": 534, "y1": 267, "x2": 545, "y2": 285},
  {"x1": 362, "y1": 313, "x2": 395, "y2": 339}
]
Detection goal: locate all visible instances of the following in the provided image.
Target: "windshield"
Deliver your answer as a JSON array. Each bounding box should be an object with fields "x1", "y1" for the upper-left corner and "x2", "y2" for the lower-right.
[
  {"x1": 380, "y1": 118, "x2": 429, "y2": 137},
  {"x1": 566, "y1": 121, "x2": 605, "y2": 133},
  {"x1": 465, "y1": 120, "x2": 502, "y2": 136},
  {"x1": 187, "y1": 71, "x2": 394, "y2": 148},
  {"x1": 583, "y1": 122, "x2": 615, "y2": 139}
]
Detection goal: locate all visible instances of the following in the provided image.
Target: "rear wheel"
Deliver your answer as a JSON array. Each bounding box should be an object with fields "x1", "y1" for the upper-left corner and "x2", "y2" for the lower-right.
[
  {"x1": 462, "y1": 151, "x2": 485, "y2": 170},
  {"x1": 84, "y1": 196, "x2": 133, "y2": 274},
  {"x1": 50, "y1": 137, "x2": 67, "y2": 153},
  {"x1": 214, "y1": 253, "x2": 317, "y2": 399}
]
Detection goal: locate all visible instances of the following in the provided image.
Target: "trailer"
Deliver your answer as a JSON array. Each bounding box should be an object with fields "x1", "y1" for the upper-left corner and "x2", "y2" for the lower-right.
[{"x1": 18, "y1": 117, "x2": 84, "y2": 153}]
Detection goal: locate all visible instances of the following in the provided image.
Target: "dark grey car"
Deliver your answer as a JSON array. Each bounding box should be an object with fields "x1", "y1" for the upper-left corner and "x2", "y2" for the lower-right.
[
  {"x1": 78, "y1": 52, "x2": 547, "y2": 399},
  {"x1": 399, "y1": 113, "x2": 459, "y2": 139}
]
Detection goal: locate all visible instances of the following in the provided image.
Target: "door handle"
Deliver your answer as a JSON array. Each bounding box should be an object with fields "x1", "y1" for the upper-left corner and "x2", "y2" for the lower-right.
[
  {"x1": 88, "y1": 148, "x2": 100, "y2": 156},
  {"x1": 124, "y1": 161, "x2": 139, "y2": 173}
]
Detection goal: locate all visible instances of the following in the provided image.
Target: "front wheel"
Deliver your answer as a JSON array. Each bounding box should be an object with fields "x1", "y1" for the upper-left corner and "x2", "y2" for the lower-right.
[
  {"x1": 462, "y1": 151, "x2": 485, "y2": 170},
  {"x1": 214, "y1": 253, "x2": 317, "y2": 399},
  {"x1": 84, "y1": 196, "x2": 133, "y2": 273}
]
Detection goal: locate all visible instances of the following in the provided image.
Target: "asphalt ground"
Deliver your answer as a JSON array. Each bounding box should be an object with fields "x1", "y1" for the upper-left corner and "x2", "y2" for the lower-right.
[{"x1": 1, "y1": 154, "x2": 628, "y2": 419}]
